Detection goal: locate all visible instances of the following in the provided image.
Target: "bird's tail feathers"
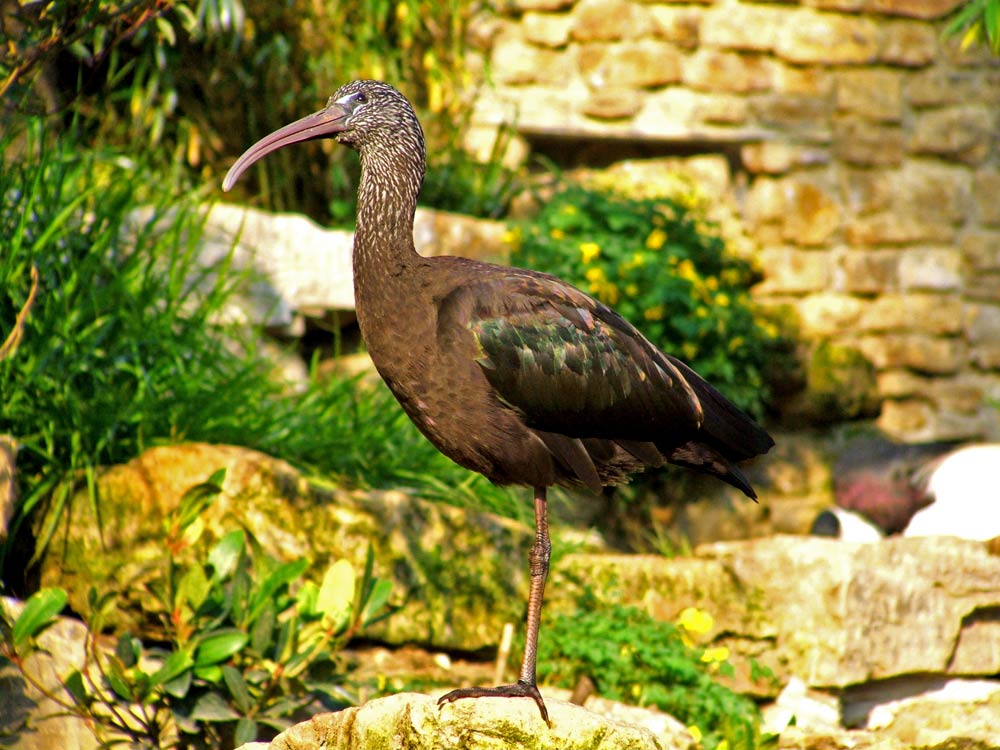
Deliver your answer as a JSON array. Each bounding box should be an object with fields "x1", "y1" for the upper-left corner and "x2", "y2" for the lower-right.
[
  {"x1": 667, "y1": 441, "x2": 758, "y2": 500},
  {"x1": 670, "y1": 357, "x2": 774, "y2": 461}
]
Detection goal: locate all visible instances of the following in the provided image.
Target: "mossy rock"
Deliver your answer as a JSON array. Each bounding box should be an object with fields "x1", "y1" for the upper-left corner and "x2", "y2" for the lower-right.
[
  {"x1": 777, "y1": 340, "x2": 879, "y2": 425},
  {"x1": 34, "y1": 443, "x2": 531, "y2": 651}
]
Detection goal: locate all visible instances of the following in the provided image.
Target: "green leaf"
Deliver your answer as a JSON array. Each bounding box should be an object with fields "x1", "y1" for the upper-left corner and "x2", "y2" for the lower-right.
[
  {"x1": 63, "y1": 669, "x2": 90, "y2": 707},
  {"x1": 295, "y1": 581, "x2": 319, "y2": 617},
  {"x1": 195, "y1": 628, "x2": 249, "y2": 668},
  {"x1": 115, "y1": 634, "x2": 142, "y2": 669},
  {"x1": 222, "y1": 664, "x2": 253, "y2": 714},
  {"x1": 163, "y1": 668, "x2": 193, "y2": 699},
  {"x1": 234, "y1": 717, "x2": 258, "y2": 745},
  {"x1": 208, "y1": 529, "x2": 245, "y2": 580},
  {"x1": 189, "y1": 691, "x2": 240, "y2": 722},
  {"x1": 171, "y1": 469, "x2": 226, "y2": 535},
  {"x1": 176, "y1": 562, "x2": 211, "y2": 612},
  {"x1": 105, "y1": 656, "x2": 134, "y2": 701},
  {"x1": 361, "y1": 578, "x2": 393, "y2": 627},
  {"x1": 148, "y1": 648, "x2": 194, "y2": 689},
  {"x1": 11, "y1": 588, "x2": 68, "y2": 650},
  {"x1": 195, "y1": 663, "x2": 224, "y2": 682},
  {"x1": 315, "y1": 559, "x2": 355, "y2": 631}
]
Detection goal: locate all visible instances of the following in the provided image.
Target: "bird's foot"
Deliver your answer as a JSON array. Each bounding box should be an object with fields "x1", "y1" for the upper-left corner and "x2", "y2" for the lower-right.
[{"x1": 438, "y1": 680, "x2": 550, "y2": 725}]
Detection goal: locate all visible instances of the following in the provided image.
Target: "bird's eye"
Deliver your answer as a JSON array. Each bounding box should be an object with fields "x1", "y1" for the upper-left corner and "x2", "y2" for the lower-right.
[{"x1": 354, "y1": 92, "x2": 368, "y2": 104}]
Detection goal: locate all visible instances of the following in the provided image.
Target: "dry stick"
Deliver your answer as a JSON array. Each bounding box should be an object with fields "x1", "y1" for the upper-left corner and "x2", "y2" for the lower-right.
[{"x1": 0, "y1": 265, "x2": 39, "y2": 362}]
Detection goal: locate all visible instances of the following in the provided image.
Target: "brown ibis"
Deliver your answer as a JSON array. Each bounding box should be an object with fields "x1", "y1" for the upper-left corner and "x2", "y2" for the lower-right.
[{"x1": 222, "y1": 80, "x2": 774, "y2": 724}]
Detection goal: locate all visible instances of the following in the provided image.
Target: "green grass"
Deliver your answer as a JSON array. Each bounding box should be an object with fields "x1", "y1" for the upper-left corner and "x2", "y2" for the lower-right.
[{"x1": 0, "y1": 119, "x2": 525, "y2": 575}]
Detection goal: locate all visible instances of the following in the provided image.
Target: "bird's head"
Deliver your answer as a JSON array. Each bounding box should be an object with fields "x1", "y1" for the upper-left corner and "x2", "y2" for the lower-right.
[{"x1": 222, "y1": 80, "x2": 422, "y2": 192}]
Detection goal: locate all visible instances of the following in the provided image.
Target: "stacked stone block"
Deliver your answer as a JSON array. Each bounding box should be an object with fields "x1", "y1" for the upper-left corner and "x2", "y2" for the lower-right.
[{"x1": 473, "y1": 0, "x2": 1000, "y2": 440}]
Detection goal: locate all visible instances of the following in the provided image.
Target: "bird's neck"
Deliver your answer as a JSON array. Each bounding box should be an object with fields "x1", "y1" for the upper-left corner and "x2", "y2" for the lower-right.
[
  {"x1": 353, "y1": 140, "x2": 424, "y2": 269},
  {"x1": 351, "y1": 139, "x2": 426, "y2": 323}
]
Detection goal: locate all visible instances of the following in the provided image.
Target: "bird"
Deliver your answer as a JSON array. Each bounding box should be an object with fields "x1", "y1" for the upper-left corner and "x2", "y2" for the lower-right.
[
  {"x1": 222, "y1": 80, "x2": 774, "y2": 724},
  {"x1": 812, "y1": 438, "x2": 1000, "y2": 542}
]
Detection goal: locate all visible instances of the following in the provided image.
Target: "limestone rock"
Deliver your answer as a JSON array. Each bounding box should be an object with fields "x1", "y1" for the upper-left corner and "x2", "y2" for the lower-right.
[
  {"x1": 577, "y1": 40, "x2": 683, "y2": 89},
  {"x1": 550, "y1": 536, "x2": 1000, "y2": 692},
  {"x1": 909, "y1": 106, "x2": 995, "y2": 164},
  {"x1": 832, "y1": 117, "x2": 904, "y2": 166},
  {"x1": 523, "y1": 11, "x2": 574, "y2": 48},
  {"x1": 236, "y1": 693, "x2": 689, "y2": 750},
  {"x1": 868, "y1": 0, "x2": 964, "y2": 19},
  {"x1": 775, "y1": 10, "x2": 880, "y2": 65},
  {"x1": 35, "y1": 443, "x2": 533, "y2": 651},
  {"x1": 775, "y1": 340, "x2": 880, "y2": 425},
  {"x1": 681, "y1": 49, "x2": 773, "y2": 93},
  {"x1": 879, "y1": 20, "x2": 938, "y2": 66},
  {"x1": 197, "y1": 203, "x2": 507, "y2": 323},
  {"x1": 0, "y1": 598, "x2": 99, "y2": 750},
  {"x1": 858, "y1": 293, "x2": 964, "y2": 334},
  {"x1": 571, "y1": 0, "x2": 651, "y2": 42},
  {"x1": 700, "y1": 2, "x2": 785, "y2": 51},
  {"x1": 834, "y1": 69, "x2": 902, "y2": 122}
]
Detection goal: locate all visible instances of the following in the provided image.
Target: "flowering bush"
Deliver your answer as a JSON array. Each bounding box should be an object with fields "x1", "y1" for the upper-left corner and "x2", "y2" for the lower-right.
[
  {"x1": 511, "y1": 184, "x2": 779, "y2": 418},
  {"x1": 535, "y1": 603, "x2": 769, "y2": 750}
]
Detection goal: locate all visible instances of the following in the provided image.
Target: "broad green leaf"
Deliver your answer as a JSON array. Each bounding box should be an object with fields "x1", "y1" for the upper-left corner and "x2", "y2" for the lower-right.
[
  {"x1": 245, "y1": 557, "x2": 308, "y2": 625},
  {"x1": 316, "y1": 560, "x2": 355, "y2": 632},
  {"x1": 163, "y1": 668, "x2": 193, "y2": 699},
  {"x1": 234, "y1": 717, "x2": 258, "y2": 745},
  {"x1": 195, "y1": 628, "x2": 249, "y2": 668},
  {"x1": 11, "y1": 588, "x2": 68, "y2": 649},
  {"x1": 195, "y1": 664, "x2": 224, "y2": 682},
  {"x1": 148, "y1": 648, "x2": 194, "y2": 689},
  {"x1": 115, "y1": 634, "x2": 142, "y2": 669},
  {"x1": 250, "y1": 599, "x2": 277, "y2": 655},
  {"x1": 172, "y1": 469, "x2": 226, "y2": 534},
  {"x1": 63, "y1": 669, "x2": 89, "y2": 707},
  {"x1": 177, "y1": 563, "x2": 211, "y2": 612},
  {"x1": 295, "y1": 581, "x2": 319, "y2": 617},
  {"x1": 208, "y1": 529, "x2": 245, "y2": 580},
  {"x1": 189, "y1": 691, "x2": 240, "y2": 722},
  {"x1": 361, "y1": 578, "x2": 393, "y2": 626},
  {"x1": 104, "y1": 656, "x2": 134, "y2": 701},
  {"x1": 222, "y1": 664, "x2": 253, "y2": 714}
]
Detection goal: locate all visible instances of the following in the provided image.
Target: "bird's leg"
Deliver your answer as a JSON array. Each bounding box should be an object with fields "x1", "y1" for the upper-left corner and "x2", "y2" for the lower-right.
[{"x1": 438, "y1": 486, "x2": 552, "y2": 725}]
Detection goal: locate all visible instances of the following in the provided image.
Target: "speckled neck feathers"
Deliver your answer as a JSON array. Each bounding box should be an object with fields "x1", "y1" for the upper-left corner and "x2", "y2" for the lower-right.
[{"x1": 351, "y1": 103, "x2": 427, "y2": 302}]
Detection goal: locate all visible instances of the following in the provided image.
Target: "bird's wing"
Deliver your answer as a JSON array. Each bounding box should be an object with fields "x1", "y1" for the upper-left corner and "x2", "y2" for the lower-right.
[{"x1": 436, "y1": 270, "x2": 704, "y2": 439}]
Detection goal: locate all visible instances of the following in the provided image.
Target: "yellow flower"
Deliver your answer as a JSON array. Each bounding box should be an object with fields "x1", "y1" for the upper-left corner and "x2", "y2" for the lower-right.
[
  {"x1": 579, "y1": 241, "x2": 601, "y2": 263},
  {"x1": 728, "y1": 336, "x2": 745, "y2": 352},
  {"x1": 550, "y1": 228, "x2": 565, "y2": 240},
  {"x1": 502, "y1": 227, "x2": 521, "y2": 247},
  {"x1": 645, "y1": 228, "x2": 667, "y2": 250},
  {"x1": 677, "y1": 607, "x2": 714, "y2": 636},
  {"x1": 688, "y1": 725, "x2": 703, "y2": 743},
  {"x1": 676, "y1": 258, "x2": 698, "y2": 283},
  {"x1": 644, "y1": 305, "x2": 664, "y2": 321},
  {"x1": 682, "y1": 342, "x2": 698, "y2": 359},
  {"x1": 705, "y1": 275, "x2": 719, "y2": 291},
  {"x1": 585, "y1": 267, "x2": 606, "y2": 283},
  {"x1": 701, "y1": 645, "x2": 730, "y2": 664},
  {"x1": 561, "y1": 204, "x2": 578, "y2": 215},
  {"x1": 695, "y1": 306, "x2": 709, "y2": 319},
  {"x1": 715, "y1": 292, "x2": 730, "y2": 307},
  {"x1": 625, "y1": 283, "x2": 639, "y2": 297},
  {"x1": 629, "y1": 251, "x2": 646, "y2": 269}
]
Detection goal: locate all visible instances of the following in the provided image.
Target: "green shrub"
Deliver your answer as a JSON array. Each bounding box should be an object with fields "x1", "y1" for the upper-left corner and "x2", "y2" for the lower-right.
[
  {"x1": 536, "y1": 602, "x2": 768, "y2": 750},
  {"x1": 1, "y1": 471, "x2": 394, "y2": 749},
  {"x1": 511, "y1": 184, "x2": 779, "y2": 419}
]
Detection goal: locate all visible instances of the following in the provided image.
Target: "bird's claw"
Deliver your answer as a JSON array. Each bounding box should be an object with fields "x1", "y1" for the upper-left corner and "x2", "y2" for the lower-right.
[{"x1": 438, "y1": 680, "x2": 550, "y2": 726}]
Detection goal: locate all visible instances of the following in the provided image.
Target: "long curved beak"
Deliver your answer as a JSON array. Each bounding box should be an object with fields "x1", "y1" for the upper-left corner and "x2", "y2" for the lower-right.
[{"x1": 222, "y1": 102, "x2": 351, "y2": 191}]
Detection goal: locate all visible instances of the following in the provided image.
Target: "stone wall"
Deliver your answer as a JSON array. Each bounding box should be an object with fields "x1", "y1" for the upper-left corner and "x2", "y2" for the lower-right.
[{"x1": 470, "y1": 0, "x2": 1000, "y2": 441}]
